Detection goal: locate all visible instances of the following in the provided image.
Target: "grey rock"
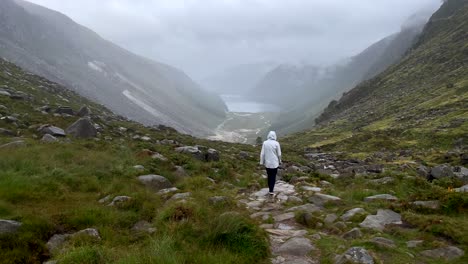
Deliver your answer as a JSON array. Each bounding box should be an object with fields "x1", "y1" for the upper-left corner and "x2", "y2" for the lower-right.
[
  {"x1": 1, "y1": 116, "x2": 17, "y2": 123},
  {"x1": 0, "y1": 128, "x2": 15, "y2": 136},
  {"x1": 41, "y1": 134, "x2": 58, "y2": 143},
  {"x1": 369, "y1": 177, "x2": 394, "y2": 184},
  {"x1": 74, "y1": 228, "x2": 101, "y2": 240},
  {"x1": 341, "y1": 208, "x2": 367, "y2": 221},
  {"x1": 138, "y1": 175, "x2": 172, "y2": 191},
  {"x1": 206, "y1": 148, "x2": 220, "y2": 162},
  {"x1": 430, "y1": 164, "x2": 455, "y2": 179},
  {"x1": 174, "y1": 166, "x2": 188, "y2": 178},
  {"x1": 370, "y1": 237, "x2": 396, "y2": 248},
  {"x1": 417, "y1": 165, "x2": 430, "y2": 178},
  {"x1": 407, "y1": 240, "x2": 424, "y2": 248},
  {"x1": 46, "y1": 228, "x2": 100, "y2": 254},
  {"x1": 336, "y1": 247, "x2": 374, "y2": 264},
  {"x1": 157, "y1": 187, "x2": 179, "y2": 195},
  {"x1": 364, "y1": 194, "x2": 398, "y2": 203},
  {"x1": 55, "y1": 106, "x2": 74, "y2": 115},
  {"x1": 0, "y1": 220, "x2": 22, "y2": 234},
  {"x1": 453, "y1": 166, "x2": 468, "y2": 182},
  {"x1": 360, "y1": 209, "x2": 402, "y2": 231},
  {"x1": 131, "y1": 221, "x2": 156, "y2": 234},
  {"x1": 454, "y1": 184, "x2": 468, "y2": 192},
  {"x1": 77, "y1": 106, "x2": 91, "y2": 117},
  {"x1": 309, "y1": 193, "x2": 341, "y2": 206},
  {"x1": 366, "y1": 164, "x2": 384, "y2": 173},
  {"x1": 411, "y1": 201, "x2": 440, "y2": 210},
  {"x1": 175, "y1": 146, "x2": 204, "y2": 161},
  {"x1": 0, "y1": 89, "x2": 11, "y2": 97},
  {"x1": 343, "y1": 228, "x2": 362, "y2": 240},
  {"x1": 325, "y1": 214, "x2": 338, "y2": 225},
  {"x1": 276, "y1": 237, "x2": 315, "y2": 256},
  {"x1": 168, "y1": 192, "x2": 191, "y2": 201},
  {"x1": 421, "y1": 246, "x2": 464, "y2": 260},
  {"x1": 208, "y1": 196, "x2": 229, "y2": 205},
  {"x1": 274, "y1": 212, "x2": 295, "y2": 222},
  {"x1": 239, "y1": 151, "x2": 250, "y2": 159},
  {"x1": 0, "y1": 104, "x2": 7, "y2": 111},
  {"x1": 151, "y1": 152, "x2": 168, "y2": 161},
  {"x1": 287, "y1": 203, "x2": 322, "y2": 214},
  {"x1": 38, "y1": 125, "x2": 66, "y2": 137},
  {"x1": 108, "y1": 196, "x2": 132, "y2": 206},
  {"x1": 66, "y1": 118, "x2": 97, "y2": 138},
  {"x1": 133, "y1": 165, "x2": 145, "y2": 171},
  {"x1": 0, "y1": 140, "x2": 26, "y2": 149},
  {"x1": 98, "y1": 195, "x2": 112, "y2": 204}
]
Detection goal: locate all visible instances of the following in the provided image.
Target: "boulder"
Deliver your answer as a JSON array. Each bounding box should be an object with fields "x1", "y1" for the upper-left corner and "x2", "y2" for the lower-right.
[
  {"x1": 66, "y1": 118, "x2": 97, "y2": 138},
  {"x1": 343, "y1": 228, "x2": 363, "y2": 240},
  {"x1": 168, "y1": 192, "x2": 191, "y2": 201},
  {"x1": 453, "y1": 166, "x2": 468, "y2": 182},
  {"x1": 309, "y1": 193, "x2": 342, "y2": 206},
  {"x1": 38, "y1": 125, "x2": 66, "y2": 137},
  {"x1": 108, "y1": 196, "x2": 132, "y2": 207},
  {"x1": 138, "y1": 175, "x2": 172, "y2": 191},
  {"x1": 77, "y1": 106, "x2": 91, "y2": 117},
  {"x1": 0, "y1": 140, "x2": 26, "y2": 149},
  {"x1": 46, "y1": 228, "x2": 100, "y2": 254},
  {"x1": 41, "y1": 134, "x2": 58, "y2": 143},
  {"x1": 206, "y1": 148, "x2": 220, "y2": 162},
  {"x1": 55, "y1": 106, "x2": 74, "y2": 115},
  {"x1": 336, "y1": 247, "x2": 374, "y2": 264},
  {"x1": 287, "y1": 203, "x2": 322, "y2": 214},
  {"x1": 341, "y1": 208, "x2": 367, "y2": 221},
  {"x1": 417, "y1": 165, "x2": 430, "y2": 178},
  {"x1": 131, "y1": 221, "x2": 156, "y2": 234},
  {"x1": 364, "y1": 194, "x2": 398, "y2": 203},
  {"x1": 0, "y1": 128, "x2": 15, "y2": 136},
  {"x1": 454, "y1": 184, "x2": 468, "y2": 192},
  {"x1": 0, "y1": 220, "x2": 22, "y2": 234},
  {"x1": 410, "y1": 201, "x2": 440, "y2": 210},
  {"x1": 208, "y1": 196, "x2": 229, "y2": 205},
  {"x1": 430, "y1": 164, "x2": 455, "y2": 179},
  {"x1": 324, "y1": 214, "x2": 338, "y2": 225},
  {"x1": 175, "y1": 146, "x2": 204, "y2": 161},
  {"x1": 370, "y1": 237, "x2": 396, "y2": 248},
  {"x1": 359, "y1": 209, "x2": 402, "y2": 231},
  {"x1": 421, "y1": 246, "x2": 464, "y2": 260},
  {"x1": 276, "y1": 237, "x2": 315, "y2": 256}
]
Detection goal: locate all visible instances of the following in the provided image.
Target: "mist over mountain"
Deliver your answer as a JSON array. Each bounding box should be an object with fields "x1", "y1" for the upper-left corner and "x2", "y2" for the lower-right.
[
  {"x1": 0, "y1": 0, "x2": 227, "y2": 136},
  {"x1": 200, "y1": 62, "x2": 277, "y2": 95}
]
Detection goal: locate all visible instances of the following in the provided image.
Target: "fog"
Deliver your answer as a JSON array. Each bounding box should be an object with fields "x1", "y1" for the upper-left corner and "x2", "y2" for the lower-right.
[{"x1": 27, "y1": 0, "x2": 441, "y2": 80}]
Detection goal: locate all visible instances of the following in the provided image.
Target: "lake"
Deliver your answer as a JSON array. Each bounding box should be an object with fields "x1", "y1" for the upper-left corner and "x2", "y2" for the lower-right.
[{"x1": 221, "y1": 94, "x2": 281, "y2": 113}]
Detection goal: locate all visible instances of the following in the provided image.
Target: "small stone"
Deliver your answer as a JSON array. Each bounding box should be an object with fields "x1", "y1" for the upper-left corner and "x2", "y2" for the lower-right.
[
  {"x1": 108, "y1": 196, "x2": 132, "y2": 206},
  {"x1": 287, "y1": 203, "x2": 322, "y2": 213},
  {"x1": 206, "y1": 148, "x2": 220, "y2": 162},
  {"x1": 138, "y1": 175, "x2": 172, "y2": 191},
  {"x1": 336, "y1": 247, "x2": 374, "y2": 264},
  {"x1": 369, "y1": 177, "x2": 394, "y2": 184},
  {"x1": 274, "y1": 212, "x2": 295, "y2": 222},
  {"x1": 302, "y1": 186, "x2": 322, "y2": 192},
  {"x1": 0, "y1": 220, "x2": 22, "y2": 234},
  {"x1": 131, "y1": 221, "x2": 156, "y2": 234},
  {"x1": 341, "y1": 208, "x2": 367, "y2": 221},
  {"x1": 0, "y1": 128, "x2": 15, "y2": 136},
  {"x1": 325, "y1": 214, "x2": 338, "y2": 225},
  {"x1": 168, "y1": 192, "x2": 191, "y2": 201},
  {"x1": 370, "y1": 237, "x2": 396, "y2": 248},
  {"x1": 41, "y1": 134, "x2": 58, "y2": 143},
  {"x1": 421, "y1": 246, "x2": 464, "y2": 260},
  {"x1": 364, "y1": 194, "x2": 398, "y2": 203},
  {"x1": 151, "y1": 152, "x2": 168, "y2": 161},
  {"x1": 407, "y1": 240, "x2": 424, "y2": 248},
  {"x1": 360, "y1": 209, "x2": 402, "y2": 231},
  {"x1": 38, "y1": 125, "x2": 66, "y2": 137},
  {"x1": 208, "y1": 196, "x2": 229, "y2": 205},
  {"x1": 343, "y1": 228, "x2": 362, "y2": 240},
  {"x1": 309, "y1": 193, "x2": 341, "y2": 206},
  {"x1": 98, "y1": 195, "x2": 112, "y2": 204},
  {"x1": 276, "y1": 237, "x2": 315, "y2": 256},
  {"x1": 157, "y1": 187, "x2": 179, "y2": 195},
  {"x1": 133, "y1": 165, "x2": 145, "y2": 171},
  {"x1": 411, "y1": 201, "x2": 440, "y2": 210}
]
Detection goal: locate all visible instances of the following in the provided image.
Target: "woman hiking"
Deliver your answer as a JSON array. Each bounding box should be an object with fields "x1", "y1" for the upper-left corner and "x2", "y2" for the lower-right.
[{"x1": 260, "y1": 131, "x2": 282, "y2": 196}]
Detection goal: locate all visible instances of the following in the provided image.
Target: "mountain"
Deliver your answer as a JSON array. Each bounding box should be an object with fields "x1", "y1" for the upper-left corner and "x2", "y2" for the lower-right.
[
  {"x1": 294, "y1": 0, "x2": 467, "y2": 153},
  {"x1": 0, "y1": 0, "x2": 227, "y2": 137},
  {"x1": 268, "y1": 19, "x2": 428, "y2": 135},
  {"x1": 200, "y1": 62, "x2": 276, "y2": 95}
]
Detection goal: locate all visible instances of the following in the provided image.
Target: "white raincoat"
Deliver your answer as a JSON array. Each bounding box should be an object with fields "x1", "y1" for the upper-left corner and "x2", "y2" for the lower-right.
[{"x1": 260, "y1": 131, "x2": 282, "y2": 169}]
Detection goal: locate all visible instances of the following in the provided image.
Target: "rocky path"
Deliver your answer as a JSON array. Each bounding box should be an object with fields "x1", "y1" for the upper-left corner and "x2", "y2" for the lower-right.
[{"x1": 239, "y1": 181, "x2": 320, "y2": 264}]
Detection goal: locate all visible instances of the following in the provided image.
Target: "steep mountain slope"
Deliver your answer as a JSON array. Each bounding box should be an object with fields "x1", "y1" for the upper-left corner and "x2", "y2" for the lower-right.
[
  {"x1": 268, "y1": 21, "x2": 427, "y2": 135},
  {"x1": 200, "y1": 62, "x2": 276, "y2": 95},
  {"x1": 0, "y1": 0, "x2": 226, "y2": 136},
  {"x1": 292, "y1": 0, "x2": 467, "y2": 153}
]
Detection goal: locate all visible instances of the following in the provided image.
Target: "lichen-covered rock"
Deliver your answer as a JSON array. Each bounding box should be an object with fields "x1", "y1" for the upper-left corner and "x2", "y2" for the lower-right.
[
  {"x1": 66, "y1": 118, "x2": 97, "y2": 138},
  {"x1": 336, "y1": 247, "x2": 374, "y2": 264}
]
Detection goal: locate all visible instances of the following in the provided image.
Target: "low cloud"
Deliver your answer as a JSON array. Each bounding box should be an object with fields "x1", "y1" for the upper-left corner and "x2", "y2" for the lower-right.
[{"x1": 27, "y1": 0, "x2": 442, "y2": 79}]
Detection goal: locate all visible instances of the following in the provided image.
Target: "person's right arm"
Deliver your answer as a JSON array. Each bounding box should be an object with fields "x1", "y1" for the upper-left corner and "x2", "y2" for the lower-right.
[{"x1": 260, "y1": 142, "x2": 265, "y2": 165}]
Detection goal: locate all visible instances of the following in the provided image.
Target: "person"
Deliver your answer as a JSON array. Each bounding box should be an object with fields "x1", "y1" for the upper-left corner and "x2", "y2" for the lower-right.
[{"x1": 260, "y1": 131, "x2": 282, "y2": 196}]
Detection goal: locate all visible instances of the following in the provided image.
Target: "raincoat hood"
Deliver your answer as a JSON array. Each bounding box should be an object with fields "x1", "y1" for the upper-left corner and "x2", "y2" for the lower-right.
[{"x1": 267, "y1": 131, "x2": 277, "y2": 141}]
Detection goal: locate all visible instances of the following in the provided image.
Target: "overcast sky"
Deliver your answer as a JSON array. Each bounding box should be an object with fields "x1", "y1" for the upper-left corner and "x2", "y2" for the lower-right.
[{"x1": 27, "y1": 0, "x2": 442, "y2": 80}]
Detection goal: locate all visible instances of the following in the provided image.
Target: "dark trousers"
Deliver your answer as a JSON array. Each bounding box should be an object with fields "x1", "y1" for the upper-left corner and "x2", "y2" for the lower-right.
[{"x1": 266, "y1": 168, "x2": 278, "y2": 192}]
